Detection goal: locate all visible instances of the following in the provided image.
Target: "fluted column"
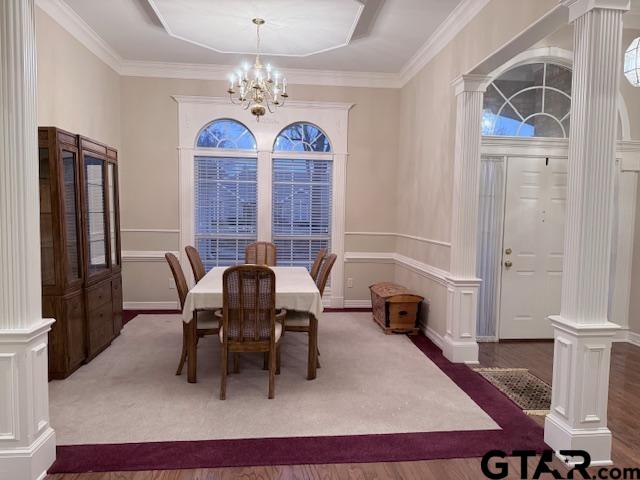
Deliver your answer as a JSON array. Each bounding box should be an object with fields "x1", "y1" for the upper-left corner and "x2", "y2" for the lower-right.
[
  {"x1": 0, "y1": 1, "x2": 57, "y2": 478},
  {"x1": 444, "y1": 75, "x2": 491, "y2": 364},
  {"x1": 544, "y1": 0, "x2": 629, "y2": 466}
]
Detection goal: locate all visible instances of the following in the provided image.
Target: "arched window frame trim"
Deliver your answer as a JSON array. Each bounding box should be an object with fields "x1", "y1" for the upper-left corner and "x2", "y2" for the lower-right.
[
  {"x1": 195, "y1": 117, "x2": 258, "y2": 151},
  {"x1": 174, "y1": 96, "x2": 353, "y2": 307},
  {"x1": 273, "y1": 121, "x2": 333, "y2": 153}
]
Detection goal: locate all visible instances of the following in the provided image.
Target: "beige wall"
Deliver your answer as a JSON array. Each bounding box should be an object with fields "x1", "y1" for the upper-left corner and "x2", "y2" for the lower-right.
[
  {"x1": 394, "y1": 0, "x2": 558, "y2": 336},
  {"x1": 119, "y1": 77, "x2": 401, "y2": 304},
  {"x1": 36, "y1": 8, "x2": 121, "y2": 148}
]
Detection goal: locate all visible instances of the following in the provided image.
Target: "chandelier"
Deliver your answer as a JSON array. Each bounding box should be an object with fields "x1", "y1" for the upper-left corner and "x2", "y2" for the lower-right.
[{"x1": 227, "y1": 18, "x2": 289, "y2": 120}]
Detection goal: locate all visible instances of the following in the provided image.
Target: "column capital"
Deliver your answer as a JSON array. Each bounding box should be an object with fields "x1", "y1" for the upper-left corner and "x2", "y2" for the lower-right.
[
  {"x1": 562, "y1": 0, "x2": 629, "y2": 23},
  {"x1": 452, "y1": 74, "x2": 492, "y2": 96}
]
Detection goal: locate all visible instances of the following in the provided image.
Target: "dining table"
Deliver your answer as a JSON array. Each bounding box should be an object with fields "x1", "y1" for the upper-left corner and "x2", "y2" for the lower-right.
[{"x1": 181, "y1": 266, "x2": 324, "y2": 383}]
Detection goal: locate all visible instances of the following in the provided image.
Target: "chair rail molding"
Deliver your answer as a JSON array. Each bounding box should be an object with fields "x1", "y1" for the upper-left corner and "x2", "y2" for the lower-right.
[
  {"x1": 544, "y1": 0, "x2": 629, "y2": 466},
  {"x1": 0, "y1": 1, "x2": 57, "y2": 478}
]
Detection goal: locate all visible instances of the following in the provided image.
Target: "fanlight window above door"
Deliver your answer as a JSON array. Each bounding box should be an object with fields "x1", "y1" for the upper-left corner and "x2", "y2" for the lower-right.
[
  {"x1": 482, "y1": 62, "x2": 572, "y2": 138},
  {"x1": 196, "y1": 118, "x2": 257, "y2": 150},
  {"x1": 274, "y1": 122, "x2": 332, "y2": 152}
]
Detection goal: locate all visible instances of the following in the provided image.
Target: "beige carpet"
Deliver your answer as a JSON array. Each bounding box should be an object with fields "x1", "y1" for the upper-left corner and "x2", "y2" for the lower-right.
[{"x1": 49, "y1": 312, "x2": 498, "y2": 445}]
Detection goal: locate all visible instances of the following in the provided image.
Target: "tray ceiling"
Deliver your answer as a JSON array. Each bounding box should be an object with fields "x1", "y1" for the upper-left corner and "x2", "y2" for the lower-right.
[{"x1": 147, "y1": 0, "x2": 365, "y2": 57}]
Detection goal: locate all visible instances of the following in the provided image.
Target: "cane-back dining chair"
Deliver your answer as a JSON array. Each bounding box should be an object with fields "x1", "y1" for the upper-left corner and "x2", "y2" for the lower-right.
[
  {"x1": 284, "y1": 253, "x2": 337, "y2": 373},
  {"x1": 219, "y1": 265, "x2": 285, "y2": 399},
  {"x1": 185, "y1": 245, "x2": 206, "y2": 283},
  {"x1": 165, "y1": 253, "x2": 219, "y2": 376},
  {"x1": 245, "y1": 241, "x2": 277, "y2": 266},
  {"x1": 309, "y1": 248, "x2": 327, "y2": 281}
]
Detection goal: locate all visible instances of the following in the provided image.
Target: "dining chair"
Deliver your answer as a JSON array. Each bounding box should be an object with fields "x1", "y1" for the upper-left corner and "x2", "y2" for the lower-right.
[
  {"x1": 284, "y1": 253, "x2": 337, "y2": 374},
  {"x1": 309, "y1": 248, "x2": 327, "y2": 281},
  {"x1": 165, "y1": 253, "x2": 219, "y2": 376},
  {"x1": 219, "y1": 265, "x2": 285, "y2": 399},
  {"x1": 245, "y1": 241, "x2": 277, "y2": 266},
  {"x1": 185, "y1": 245, "x2": 206, "y2": 283}
]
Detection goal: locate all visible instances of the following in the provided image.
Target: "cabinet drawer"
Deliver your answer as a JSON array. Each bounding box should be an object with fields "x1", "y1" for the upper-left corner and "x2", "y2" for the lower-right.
[
  {"x1": 86, "y1": 280, "x2": 112, "y2": 311},
  {"x1": 87, "y1": 301, "x2": 113, "y2": 355}
]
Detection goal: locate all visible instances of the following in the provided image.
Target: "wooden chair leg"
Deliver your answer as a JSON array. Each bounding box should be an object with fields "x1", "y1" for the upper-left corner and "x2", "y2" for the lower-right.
[
  {"x1": 268, "y1": 347, "x2": 276, "y2": 399},
  {"x1": 276, "y1": 344, "x2": 281, "y2": 375},
  {"x1": 220, "y1": 344, "x2": 228, "y2": 400},
  {"x1": 176, "y1": 323, "x2": 188, "y2": 375},
  {"x1": 233, "y1": 353, "x2": 239, "y2": 373},
  {"x1": 307, "y1": 314, "x2": 318, "y2": 380}
]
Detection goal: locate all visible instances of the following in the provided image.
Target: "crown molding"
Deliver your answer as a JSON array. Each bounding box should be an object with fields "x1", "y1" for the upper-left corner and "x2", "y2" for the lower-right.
[
  {"x1": 397, "y1": 0, "x2": 492, "y2": 87},
  {"x1": 121, "y1": 60, "x2": 401, "y2": 88},
  {"x1": 172, "y1": 95, "x2": 355, "y2": 111},
  {"x1": 36, "y1": 0, "x2": 122, "y2": 73},
  {"x1": 37, "y1": 0, "x2": 492, "y2": 89}
]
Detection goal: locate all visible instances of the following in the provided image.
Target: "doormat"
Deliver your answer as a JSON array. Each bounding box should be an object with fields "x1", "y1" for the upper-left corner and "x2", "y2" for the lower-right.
[{"x1": 472, "y1": 368, "x2": 551, "y2": 415}]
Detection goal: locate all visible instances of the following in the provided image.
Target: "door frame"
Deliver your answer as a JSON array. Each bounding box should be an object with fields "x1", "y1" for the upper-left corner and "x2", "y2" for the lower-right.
[{"x1": 480, "y1": 136, "x2": 640, "y2": 340}]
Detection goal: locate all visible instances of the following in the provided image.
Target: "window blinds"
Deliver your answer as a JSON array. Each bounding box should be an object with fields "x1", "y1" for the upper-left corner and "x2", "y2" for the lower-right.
[
  {"x1": 194, "y1": 156, "x2": 257, "y2": 270},
  {"x1": 272, "y1": 158, "x2": 332, "y2": 269}
]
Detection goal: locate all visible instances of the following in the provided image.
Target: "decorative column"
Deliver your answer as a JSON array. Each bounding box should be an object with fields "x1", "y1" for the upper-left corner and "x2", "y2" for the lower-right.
[
  {"x1": 444, "y1": 74, "x2": 490, "y2": 363},
  {"x1": 0, "y1": 1, "x2": 57, "y2": 479},
  {"x1": 544, "y1": 0, "x2": 629, "y2": 466}
]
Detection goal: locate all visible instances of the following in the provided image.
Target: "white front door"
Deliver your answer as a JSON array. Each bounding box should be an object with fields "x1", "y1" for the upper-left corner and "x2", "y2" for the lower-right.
[{"x1": 499, "y1": 155, "x2": 567, "y2": 339}]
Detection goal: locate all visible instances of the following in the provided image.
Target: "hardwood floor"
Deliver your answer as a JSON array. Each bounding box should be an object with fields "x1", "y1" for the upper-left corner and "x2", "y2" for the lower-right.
[{"x1": 47, "y1": 341, "x2": 640, "y2": 480}]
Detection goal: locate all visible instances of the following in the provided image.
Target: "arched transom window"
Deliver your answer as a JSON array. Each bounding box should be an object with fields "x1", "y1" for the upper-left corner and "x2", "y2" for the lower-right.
[
  {"x1": 272, "y1": 122, "x2": 333, "y2": 269},
  {"x1": 482, "y1": 62, "x2": 572, "y2": 138},
  {"x1": 196, "y1": 118, "x2": 257, "y2": 150},
  {"x1": 274, "y1": 122, "x2": 332, "y2": 153}
]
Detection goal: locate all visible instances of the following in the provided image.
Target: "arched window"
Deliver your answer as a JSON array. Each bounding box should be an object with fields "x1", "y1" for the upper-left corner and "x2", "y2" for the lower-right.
[
  {"x1": 196, "y1": 118, "x2": 257, "y2": 150},
  {"x1": 482, "y1": 62, "x2": 572, "y2": 138},
  {"x1": 272, "y1": 122, "x2": 333, "y2": 269},
  {"x1": 194, "y1": 119, "x2": 257, "y2": 269},
  {"x1": 274, "y1": 122, "x2": 332, "y2": 153}
]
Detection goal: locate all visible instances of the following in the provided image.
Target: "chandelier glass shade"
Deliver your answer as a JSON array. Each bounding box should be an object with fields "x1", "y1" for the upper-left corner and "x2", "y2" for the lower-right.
[{"x1": 228, "y1": 18, "x2": 289, "y2": 119}]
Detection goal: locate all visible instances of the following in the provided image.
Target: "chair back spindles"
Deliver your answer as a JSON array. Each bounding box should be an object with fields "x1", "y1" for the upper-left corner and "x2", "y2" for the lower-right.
[
  {"x1": 316, "y1": 253, "x2": 337, "y2": 297},
  {"x1": 310, "y1": 248, "x2": 327, "y2": 281},
  {"x1": 245, "y1": 241, "x2": 277, "y2": 266},
  {"x1": 223, "y1": 265, "x2": 276, "y2": 344},
  {"x1": 185, "y1": 245, "x2": 206, "y2": 283},
  {"x1": 165, "y1": 253, "x2": 189, "y2": 309}
]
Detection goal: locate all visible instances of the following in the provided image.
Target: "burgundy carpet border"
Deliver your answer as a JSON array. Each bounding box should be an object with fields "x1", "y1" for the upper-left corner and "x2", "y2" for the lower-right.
[{"x1": 49, "y1": 320, "x2": 546, "y2": 473}]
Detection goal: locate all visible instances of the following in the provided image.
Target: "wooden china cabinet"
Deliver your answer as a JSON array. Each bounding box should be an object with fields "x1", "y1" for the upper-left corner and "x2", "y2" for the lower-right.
[{"x1": 39, "y1": 128, "x2": 123, "y2": 379}]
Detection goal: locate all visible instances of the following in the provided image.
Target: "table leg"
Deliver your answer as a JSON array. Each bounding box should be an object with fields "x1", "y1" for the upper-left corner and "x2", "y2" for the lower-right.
[
  {"x1": 187, "y1": 314, "x2": 197, "y2": 383},
  {"x1": 307, "y1": 313, "x2": 318, "y2": 380}
]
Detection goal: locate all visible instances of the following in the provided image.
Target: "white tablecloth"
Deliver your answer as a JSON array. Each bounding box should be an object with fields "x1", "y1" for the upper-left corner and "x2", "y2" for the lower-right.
[{"x1": 181, "y1": 266, "x2": 323, "y2": 323}]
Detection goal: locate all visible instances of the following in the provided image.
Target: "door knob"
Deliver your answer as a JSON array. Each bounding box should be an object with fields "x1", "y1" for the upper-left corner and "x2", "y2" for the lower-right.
[
  {"x1": 505, "y1": 248, "x2": 512, "y2": 255},
  {"x1": 504, "y1": 260, "x2": 513, "y2": 268}
]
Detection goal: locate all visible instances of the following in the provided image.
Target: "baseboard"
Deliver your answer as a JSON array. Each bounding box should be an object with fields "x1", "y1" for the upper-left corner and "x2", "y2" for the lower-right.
[
  {"x1": 0, "y1": 427, "x2": 56, "y2": 480},
  {"x1": 344, "y1": 299, "x2": 372, "y2": 308},
  {"x1": 628, "y1": 330, "x2": 640, "y2": 347},
  {"x1": 123, "y1": 301, "x2": 179, "y2": 310},
  {"x1": 477, "y1": 336, "x2": 498, "y2": 343},
  {"x1": 421, "y1": 324, "x2": 445, "y2": 351}
]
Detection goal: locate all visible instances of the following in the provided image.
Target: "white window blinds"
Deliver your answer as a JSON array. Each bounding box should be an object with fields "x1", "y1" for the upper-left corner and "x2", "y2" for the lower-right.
[
  {"x1": 272, "y1": 158, "x2": 332, "y2": 269},
  {"x1": 194, "y1": 156, "x2": 257, "y2": 270}
]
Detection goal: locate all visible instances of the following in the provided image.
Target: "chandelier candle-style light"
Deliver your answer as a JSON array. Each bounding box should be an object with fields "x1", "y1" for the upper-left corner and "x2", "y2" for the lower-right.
[{"x1": 228, "y1": 18, "x2": 289, "y2": 119}]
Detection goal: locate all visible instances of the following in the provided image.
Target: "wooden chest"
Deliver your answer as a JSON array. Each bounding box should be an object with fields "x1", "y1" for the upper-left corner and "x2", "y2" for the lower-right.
[{"x1": 369, "y1": 283, "x2": 424, "y2": 335}]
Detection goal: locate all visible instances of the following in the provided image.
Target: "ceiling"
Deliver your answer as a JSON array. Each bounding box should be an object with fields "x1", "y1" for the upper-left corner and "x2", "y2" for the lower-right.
[{"x1": 59, "y1": 0, "x2": 464, "y2": 74}]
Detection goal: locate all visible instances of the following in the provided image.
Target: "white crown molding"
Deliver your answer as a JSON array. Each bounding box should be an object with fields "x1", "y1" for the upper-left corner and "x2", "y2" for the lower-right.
[
  {"x1": 35, "y1": 0, "x2": 122, "y2": 73},
  {"x1": 37, "y1": 0, "x2": 492, "y2": 89},
  {"x1": 397, "y1": 0, "x2": 492, "y2": 87}
]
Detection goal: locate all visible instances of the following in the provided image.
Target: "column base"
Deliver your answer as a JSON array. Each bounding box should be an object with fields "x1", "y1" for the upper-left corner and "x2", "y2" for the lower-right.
[
  {"x1": 443, "y1": 334, "x2": 479, "y2": 364},
  {"x1": 544, "y1": 315, "x2": 619, "y2": 466},
  {"x1": 0, "y1": 427, "x2": 56, "y2": 480},
  {"x1": 545, "y1": 414, "x2": 613, "y2": 467},
  {"x1": 444, "y1": 276, "x2": 481, "y2": 364}
]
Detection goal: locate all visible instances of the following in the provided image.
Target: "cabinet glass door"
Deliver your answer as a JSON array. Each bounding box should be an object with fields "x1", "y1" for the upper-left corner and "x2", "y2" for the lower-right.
[
  {"x1": 107, "y1": 163, "x2": 119, "y2": 267},
  {"x1": 39, "y1": 148, "x2": 56, "y2": 286},
  {"x1": 85, "y1": 156, "x2": 108, "y2": 275},
  {"x1": 62, "y1": 150, "x2": 81, "y2": 281}
]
